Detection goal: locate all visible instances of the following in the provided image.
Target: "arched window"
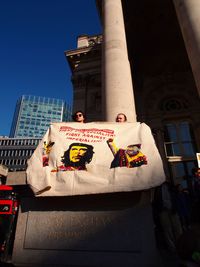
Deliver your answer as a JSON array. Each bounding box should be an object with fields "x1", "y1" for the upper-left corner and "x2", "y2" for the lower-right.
[{"x1": 160, "y1": 98, "x2": 189, "y2": 112}]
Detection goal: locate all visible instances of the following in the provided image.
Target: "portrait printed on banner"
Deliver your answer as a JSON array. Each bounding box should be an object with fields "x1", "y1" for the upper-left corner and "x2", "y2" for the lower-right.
[{"x1": 52, "y1": 143, "x2": 94, "y2": 171}]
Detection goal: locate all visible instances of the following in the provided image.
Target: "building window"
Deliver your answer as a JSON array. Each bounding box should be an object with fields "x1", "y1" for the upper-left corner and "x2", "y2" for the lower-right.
[{"x1": 164, "y1": 121, "x2": 196, "y2": 157}]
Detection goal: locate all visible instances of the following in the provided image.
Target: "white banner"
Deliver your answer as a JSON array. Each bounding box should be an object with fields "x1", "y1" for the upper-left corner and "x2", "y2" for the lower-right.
[{"x1": 27, "y1": 122, "x2": 165, "y2": 196}]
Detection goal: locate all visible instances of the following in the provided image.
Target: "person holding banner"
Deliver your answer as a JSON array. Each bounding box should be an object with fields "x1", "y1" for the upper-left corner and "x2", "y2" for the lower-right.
[
  {"x1": 72, "y1": 110, "x2": 86, "y2": 123},
  {"x1": 115, "y1": 113, "x2": 127, "y2": 122}
]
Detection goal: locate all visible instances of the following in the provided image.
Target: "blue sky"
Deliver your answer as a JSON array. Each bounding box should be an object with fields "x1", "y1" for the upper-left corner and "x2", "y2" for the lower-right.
[{"x1": 0, "y1": 0, "x2": 101, "y2": 136}]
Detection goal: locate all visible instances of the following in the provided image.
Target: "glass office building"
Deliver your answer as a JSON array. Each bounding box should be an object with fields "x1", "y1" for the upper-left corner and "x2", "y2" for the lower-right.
[{"x1": 10, "y1": 95, "x2": 71, "y2": 138}]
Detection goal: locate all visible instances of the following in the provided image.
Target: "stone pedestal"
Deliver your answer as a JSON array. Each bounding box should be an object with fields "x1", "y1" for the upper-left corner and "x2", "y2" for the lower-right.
[{"x1": 12, "y1": 192, "x2": 162, "y2": 267}]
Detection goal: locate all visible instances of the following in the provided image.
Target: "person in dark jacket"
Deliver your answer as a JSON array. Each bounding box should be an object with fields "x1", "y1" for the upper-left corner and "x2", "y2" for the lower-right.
[
  {"x1": 175, "y1": 184, "x2": 191, "y2": 231},
  {"x1": 192, "y1": 167, "x2": 200, "y2": 203}
]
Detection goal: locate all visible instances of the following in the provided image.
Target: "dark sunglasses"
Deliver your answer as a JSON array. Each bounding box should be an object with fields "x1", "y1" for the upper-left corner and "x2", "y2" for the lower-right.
[{"x1": 76, "y1": 113, "x2": 83, "y2": 117}]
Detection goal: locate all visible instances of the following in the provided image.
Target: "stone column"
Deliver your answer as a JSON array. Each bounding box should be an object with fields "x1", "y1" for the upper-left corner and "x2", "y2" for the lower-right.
[
  {"x1": 173, "y1": 0, "x2": 200, "y2": 97},
  {"x1": 102, "y1": 0, "x2": 137, "y2": 122}
]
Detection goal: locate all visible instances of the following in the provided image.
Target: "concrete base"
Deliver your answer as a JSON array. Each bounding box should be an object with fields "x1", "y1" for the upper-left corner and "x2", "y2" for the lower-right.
[
  {"x1": 12, "y1": 191, "x2": 162, "y2": 267},
  {"x1": 7, "y1": 171, "x2": 26, "y2": 185}
]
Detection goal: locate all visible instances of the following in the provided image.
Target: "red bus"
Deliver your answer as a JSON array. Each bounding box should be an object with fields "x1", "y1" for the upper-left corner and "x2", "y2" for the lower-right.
[{"x1": 0, "y1": 185, "x2": 18, "y2": 262}]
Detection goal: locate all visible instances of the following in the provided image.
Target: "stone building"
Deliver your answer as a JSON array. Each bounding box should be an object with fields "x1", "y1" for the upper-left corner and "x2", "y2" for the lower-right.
[
  {"x1": 65, "y1": 0, "x2": 200, "y2": 186},
  {"x1": 66, "y1": 34, "x2": 102, "y2": 121}
]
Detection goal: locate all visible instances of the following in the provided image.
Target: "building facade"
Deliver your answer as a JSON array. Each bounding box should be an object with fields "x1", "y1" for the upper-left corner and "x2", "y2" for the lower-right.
[
  {"x1": 10, "y1": 95, "x2": 71, "y2": 138},
  {"x1": 66, "y1": 35, "x2": 102, "y2": 121},
  {"x1": 0, "y1": 137, "x2": 40, "y2": 172},
  {"x1": 65, "y1": 0, "x2": 200, "y2": 186}
]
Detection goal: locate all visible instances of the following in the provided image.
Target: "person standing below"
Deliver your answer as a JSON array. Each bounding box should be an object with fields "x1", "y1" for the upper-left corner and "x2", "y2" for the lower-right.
[
  {"x1": 72, "y1": 111, "x2": 86, "y2": 123},
  {"x1": 115, "y1": 113, "x2": 127, "y2": 122},
  {"x1": 152, "y1": 182, "x2": 183, "y2": 252},
  {"x1": 192, "y1": 167, "x2": 200, "y2": 203},
  {"x1": 175, "y1": 184, "x2": 191, "y2": 231}
]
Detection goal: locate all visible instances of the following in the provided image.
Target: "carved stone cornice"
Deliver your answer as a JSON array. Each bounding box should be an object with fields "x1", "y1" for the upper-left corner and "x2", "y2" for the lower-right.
[{"x1": 65, "y1": 36, "x2": 102, "y2": 72}]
